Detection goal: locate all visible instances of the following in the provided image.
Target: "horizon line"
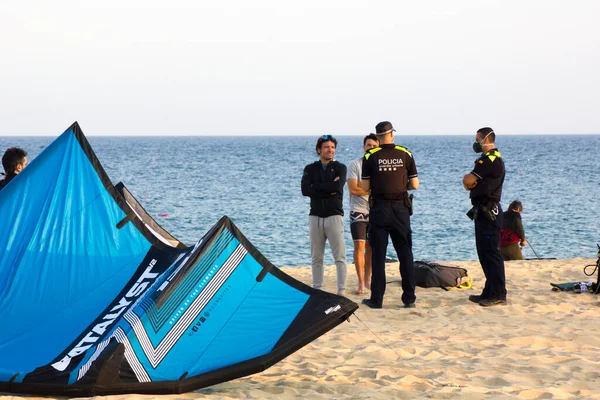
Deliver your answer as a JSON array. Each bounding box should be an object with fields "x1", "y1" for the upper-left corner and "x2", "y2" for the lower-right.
[{"x1": 1, "y1": 132, "x2": 600, "y2": 137}]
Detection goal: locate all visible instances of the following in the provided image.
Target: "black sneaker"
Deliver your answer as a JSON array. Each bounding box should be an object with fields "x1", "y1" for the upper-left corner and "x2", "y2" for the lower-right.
[
  {"x1": 468, "y1": 295, "x2": 486, "y2": 304},
  {"x1": 479, "y1": 298, "x2": 507, "y2": 307},
  {"x1": 361, "y1": 299, "x2": 382, "y2": 309},
  {"x1": 403, "y1": 303, "x2": 416, "y2": 309}
]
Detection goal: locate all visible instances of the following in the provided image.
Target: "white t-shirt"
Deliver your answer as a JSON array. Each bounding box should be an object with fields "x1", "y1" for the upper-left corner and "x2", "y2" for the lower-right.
[{"x1": 348, "y1": 158, "x2": 369, "y2": 214}]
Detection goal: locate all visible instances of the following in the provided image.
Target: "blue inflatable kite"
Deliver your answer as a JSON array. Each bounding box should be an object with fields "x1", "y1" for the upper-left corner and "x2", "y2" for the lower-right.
[{"x1": 0, "y1": 123, "x2": 358, "y2": 396}]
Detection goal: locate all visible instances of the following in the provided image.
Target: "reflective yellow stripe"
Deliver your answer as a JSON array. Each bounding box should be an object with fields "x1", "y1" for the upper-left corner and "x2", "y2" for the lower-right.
[
  {"x1": 485, "y1": 150, "x2": 501, "y2": 162},
  {"x1": 394, "y1": 145, "x2": 412, "y2": 157},
  {"x1": 364, "y1": 147, "x2": 382, "y2": 160}
]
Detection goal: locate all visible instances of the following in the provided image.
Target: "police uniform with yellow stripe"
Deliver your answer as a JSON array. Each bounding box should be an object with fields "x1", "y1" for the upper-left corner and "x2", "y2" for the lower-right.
[
  {"x1": 361, "y1": 143, "x2": 418, "y2": 307},
  {"x1": 470, "y1": 148, "x2": 507, "y2": 302},
  {"x1": 470, "y1": 149, "x2": 504, "y2": 206}
]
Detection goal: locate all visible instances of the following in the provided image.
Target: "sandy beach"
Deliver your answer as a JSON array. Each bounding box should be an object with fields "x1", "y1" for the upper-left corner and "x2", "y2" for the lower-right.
[{"x1": 3, "y1": 258, "x2": 600, "y2": 400}]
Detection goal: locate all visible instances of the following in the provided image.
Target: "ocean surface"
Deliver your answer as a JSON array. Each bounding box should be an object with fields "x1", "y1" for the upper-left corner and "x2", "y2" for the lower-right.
[{"x1": 2, "y1": 134, "x2": 599, "y2": 267}]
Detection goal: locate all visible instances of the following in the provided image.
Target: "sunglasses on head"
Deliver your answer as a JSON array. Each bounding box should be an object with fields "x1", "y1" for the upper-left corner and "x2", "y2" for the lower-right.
[{"x1": 320, "y1": 135, "x2": 336, "y2": 141}]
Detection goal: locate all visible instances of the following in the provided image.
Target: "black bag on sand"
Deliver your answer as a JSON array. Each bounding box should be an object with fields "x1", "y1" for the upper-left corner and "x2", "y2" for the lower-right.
[{"x1": 414, "y1": 260, "x2": 471, "y2": 290}]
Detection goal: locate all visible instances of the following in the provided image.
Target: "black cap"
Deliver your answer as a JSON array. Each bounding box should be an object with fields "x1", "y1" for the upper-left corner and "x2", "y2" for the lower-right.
[{"x1": 375, "y1": 121, "x2": 395, "y2": 136}]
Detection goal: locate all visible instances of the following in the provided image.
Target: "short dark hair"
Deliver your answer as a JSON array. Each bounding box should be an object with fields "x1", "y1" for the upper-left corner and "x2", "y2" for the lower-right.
[
  {"x1": 363, "y1": 133, "x2": 379, "y2": 146},
  {"x1": 2, "y1": 147, "x2": 27, "y2": 174},
  {"x1": 315, "y1": 135, "x2": 337, "y2": 153},
  {"x1": 509, "y1": 200, "x2": 523, "y2": 212},
  {"x1": 477, "y1": 127, "x2": 495, "y2": 143}
]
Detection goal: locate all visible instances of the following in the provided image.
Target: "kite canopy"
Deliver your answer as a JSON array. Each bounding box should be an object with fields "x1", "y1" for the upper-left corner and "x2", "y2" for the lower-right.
[{"x1": 0, "y1": 122, "x2": 358, "y2": 396}]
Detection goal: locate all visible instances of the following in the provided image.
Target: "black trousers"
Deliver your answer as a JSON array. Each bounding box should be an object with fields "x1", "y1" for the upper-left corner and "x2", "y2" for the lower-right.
[
  {"x1": 474, "y1": 208, "x2": 507, "y2": 300},
  {"x1": 368, "y1": 201, "x2": 415, "y2": 306}
]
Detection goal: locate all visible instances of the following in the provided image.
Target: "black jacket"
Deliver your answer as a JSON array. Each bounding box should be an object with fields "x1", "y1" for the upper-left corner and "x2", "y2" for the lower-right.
[
  {"x1": 301, "y1": 161, "x2": 347, "y2": 217},
  {"x1": 0, "y1": 173, "x2": 15, "y2": 192}
]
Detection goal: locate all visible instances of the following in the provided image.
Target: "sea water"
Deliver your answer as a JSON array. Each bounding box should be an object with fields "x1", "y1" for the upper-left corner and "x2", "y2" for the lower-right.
[{"x1": 2, "y1": 134, "x2": 599, "y2": 267}]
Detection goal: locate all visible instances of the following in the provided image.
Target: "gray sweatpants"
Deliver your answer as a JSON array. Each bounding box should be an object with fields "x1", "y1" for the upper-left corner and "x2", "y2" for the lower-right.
[{"x1": 309, "y1": 215, "x2": 347, "y2": 293}]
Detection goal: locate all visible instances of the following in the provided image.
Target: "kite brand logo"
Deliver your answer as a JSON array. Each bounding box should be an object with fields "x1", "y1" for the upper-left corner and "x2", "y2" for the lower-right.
[
  {"x1": 188, "y1": 286, "x2": 230, "y2": 337},
  {"x1": 189, "y1": 313, "x2": 209, "y2": 335},
  {"x1": 51, "y1": 259, "x2": 160, "y2": 372}
]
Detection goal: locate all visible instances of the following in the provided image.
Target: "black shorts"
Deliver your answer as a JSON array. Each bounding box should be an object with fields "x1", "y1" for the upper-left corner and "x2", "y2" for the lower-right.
[{"x1": 350, "y1": 211, "x2": 369, "y2": 241}]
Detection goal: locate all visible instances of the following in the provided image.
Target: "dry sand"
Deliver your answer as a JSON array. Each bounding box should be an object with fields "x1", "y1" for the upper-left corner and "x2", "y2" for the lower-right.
[{"x1": 3, "y1": 258, "x2": 600, "y2": 400}]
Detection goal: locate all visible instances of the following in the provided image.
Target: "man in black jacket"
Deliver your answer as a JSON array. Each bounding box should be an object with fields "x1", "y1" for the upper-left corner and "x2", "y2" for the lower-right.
[{"x1": 301, "y1": 135, "x2": 348, "y2": 295}]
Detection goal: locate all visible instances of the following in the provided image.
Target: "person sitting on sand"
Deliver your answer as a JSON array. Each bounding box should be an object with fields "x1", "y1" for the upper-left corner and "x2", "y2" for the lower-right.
[{"x1": 500, "y1": 200, "x2": 528, "y2": 261}]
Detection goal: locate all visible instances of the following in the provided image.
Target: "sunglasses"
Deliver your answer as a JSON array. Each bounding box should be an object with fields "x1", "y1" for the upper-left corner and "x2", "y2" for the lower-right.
[{"x1": 320, "y1": 135, "x2": 336, "y2": 141}]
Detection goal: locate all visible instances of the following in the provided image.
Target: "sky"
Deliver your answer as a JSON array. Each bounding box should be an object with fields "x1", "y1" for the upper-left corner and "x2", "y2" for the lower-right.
[{"x1": 1, "y1": 0, "x2": 599, "y2": 136}]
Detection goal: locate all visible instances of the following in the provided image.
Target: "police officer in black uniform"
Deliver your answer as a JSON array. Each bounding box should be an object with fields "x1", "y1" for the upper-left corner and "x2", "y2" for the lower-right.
[
  {"x1": 359, "y1": 121, "x2": 419, "y2": 309},
  {"x1": 462, "y1": 127, "x2": 507, "y2": 307}
]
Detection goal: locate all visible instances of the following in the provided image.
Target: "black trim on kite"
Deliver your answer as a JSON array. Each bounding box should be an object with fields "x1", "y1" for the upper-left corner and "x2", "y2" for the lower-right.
[
  {"x1": 114, "y1": 182, "x2": 186, "y2": 249},
  {"x1": 69, "y1": 122, "x2": 188, "y2": 252}
]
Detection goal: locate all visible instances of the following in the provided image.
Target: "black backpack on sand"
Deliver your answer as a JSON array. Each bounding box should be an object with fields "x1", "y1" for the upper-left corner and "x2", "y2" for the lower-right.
[{"x1": 414, "y1": 260, "x2": 471, "y2": 290}]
